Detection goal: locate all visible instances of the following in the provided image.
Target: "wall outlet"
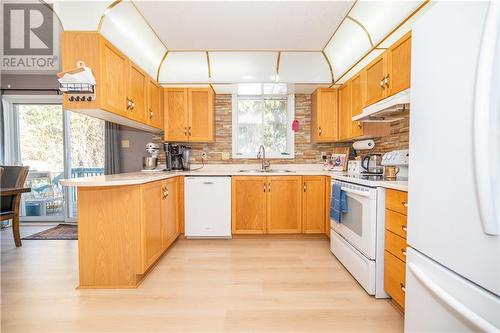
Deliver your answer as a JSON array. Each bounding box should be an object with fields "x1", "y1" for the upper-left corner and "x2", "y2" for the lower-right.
[
  {"x1": 321, "y1": 152, "x2": 328, "y2": 160},
  {"x1": 222, "y1": 152, "x2": 230, "y2": 160},
  {"x1": 121, "y1": 140, "x2": 130, "y2": 148},
  {"x1": 201, "y1": 152, "x2": 208, "y2": 160}
]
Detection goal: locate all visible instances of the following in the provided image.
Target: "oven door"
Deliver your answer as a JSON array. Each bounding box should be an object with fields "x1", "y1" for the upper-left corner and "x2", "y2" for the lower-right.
[{"x1": 331, "y1": 183, "x2": 377, "y2": 259}]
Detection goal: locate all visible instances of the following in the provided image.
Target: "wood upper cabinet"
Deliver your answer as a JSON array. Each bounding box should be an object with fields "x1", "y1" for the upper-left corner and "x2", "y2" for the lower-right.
[
  {"x1": 267, "y1": 176, "x2": 302, "y2": 234},
  {"x1": 162, "y1": 177, "x2": 179, "y2": 249},
  {"x1": 363, "y1": 54, "x2": 387, "y2": 107},
  {"x1": 232, "y1": 176, "x2": 267, "y2": 234},
  {"x1": 127, "y1": 62, "x2": 148, "y2": 123},
  {"x1": 141, "y1": 181, "x2": 164, "y2": 272},
  {"x1": 164, "y1": 88, "x2": 189, "y2": 141},
  {"x1": 302, "y1": 176, "x2": 325, "y2": 234},
  {"x1": 164, "y1": 88, "x2": 214, "y2": 142},
  {"x1": 147, "y1": 78, "x2": 163, "y2": 130},
  {"x1": 338, "y1": 83, "x2": 351, "y2": 141},
  {"x1": 100, "y1": 39, "x2": 129, "y2": 116},
  {"x1": 311, "y1": 88, "x2": 339, "y2": 142},
  {"x1": 387, "y1": 32, "x2": 412, "y2": 96},
  {"x1": 188, "y1": 88, "x2": 214, "y2": 142},
  {"x1": 350, "y1": 73, "x2": 365, "y2": 138}
]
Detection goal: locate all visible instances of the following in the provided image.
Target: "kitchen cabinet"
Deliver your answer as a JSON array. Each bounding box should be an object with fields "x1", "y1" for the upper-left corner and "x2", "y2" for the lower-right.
[
  {"x1": 267, "y1": 176, "x2": 302, "y2": 233},
  {"x1": 349, "y1": 73, "x2": 364, "y2": 138},
  {"x1": 164, "y1": 88, "x2": 214, "y2": 142},
  {"x1": 363, "y1": 32, "x2": 412, "y2": 107},
  {"x1": 302, "y1": 176, "x2": 325, "y2": 234},
  {"x1": 147, "y1": 78, "x2": 163, "y2": 129},
  {"x1": 61, "y1": 31, "x2": 163, "y2": 132},
  {"x1": 142, "y1": 181, "x2": 164, "y2": 271},
  {"x1": 386, "y1": 32, "x2": 412, "y2": 96},
  {"x1": 338, "y1": 83, "x2": 352, "y2": 141},
  {"x1": 384, "y1": 188, "x2": 408, "y2": 312},
  {"x1": 325, "y1": 176, "x2": 332, "y2": 238},
  {"x1": 232, "y1": 176, "x2": 302, "y2": 234},
  {"x1": 77, "y1": 177, "x2": 182, "y2": 288},
  {"x1": 162, "y1": 177, "x2": 179, "y2": 249},
  {"x1": 127, "y1": 62, "x2": 148, "y2": 124},
  {"x1": 311, "y1": 88, "x2": 339, "y2": 142},
  {"x1": 232, "y1": 176, "x2": 267, "y2": 234}
]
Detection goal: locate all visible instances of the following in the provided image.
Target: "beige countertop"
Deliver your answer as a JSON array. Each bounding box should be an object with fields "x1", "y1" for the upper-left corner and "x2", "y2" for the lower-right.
[{"x1": 60, "y1": 164, "x2": 408, "y2": 191}]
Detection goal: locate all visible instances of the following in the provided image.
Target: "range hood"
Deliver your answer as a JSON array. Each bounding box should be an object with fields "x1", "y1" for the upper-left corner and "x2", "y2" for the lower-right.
[{"x1": 353, "y1": 88, "x2": 410, "y2": 122}]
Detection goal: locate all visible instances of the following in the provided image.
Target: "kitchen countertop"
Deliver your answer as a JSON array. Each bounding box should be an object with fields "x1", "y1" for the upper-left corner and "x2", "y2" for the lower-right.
[{"x1": 60, "y1": 164, "x2": 408, "y2": 191}]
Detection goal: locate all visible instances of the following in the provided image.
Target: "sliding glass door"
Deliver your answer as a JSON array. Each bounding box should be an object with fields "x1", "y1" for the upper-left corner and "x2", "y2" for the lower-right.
[{"x1": 3, "y1": 98, "x2": 105, "y2": 222}]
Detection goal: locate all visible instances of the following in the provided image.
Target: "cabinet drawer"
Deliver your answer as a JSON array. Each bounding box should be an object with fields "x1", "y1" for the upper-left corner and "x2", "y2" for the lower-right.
[
  {"x1": 385, "y1": 209, "x2": 407, "y2": 238},
  {"x1": 385, "y1": 230, "x2": 407, "y2": 262},
  {"x1": 384, "y1": 250, "x2": 406, "y2": 309},
  {"x1": 386, "y1": 189, "x2": 408, "y2": 215}
]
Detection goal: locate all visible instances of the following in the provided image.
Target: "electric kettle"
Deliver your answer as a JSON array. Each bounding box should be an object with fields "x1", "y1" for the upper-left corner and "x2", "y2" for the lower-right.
[{"x1": 361, "y1": 154, "x2": 383, "y2": 174}]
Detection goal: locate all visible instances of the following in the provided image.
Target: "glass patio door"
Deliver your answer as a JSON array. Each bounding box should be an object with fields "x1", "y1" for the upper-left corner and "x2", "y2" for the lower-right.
[{"x1": 7, "y1": 101, "x2": 105, "y2": 222}]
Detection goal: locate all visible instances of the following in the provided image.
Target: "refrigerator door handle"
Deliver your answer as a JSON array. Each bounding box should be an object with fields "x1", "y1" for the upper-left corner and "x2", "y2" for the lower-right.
[
  {"x1": 472, "y1": 1, "x2": 500, "y2": 235},
  {"x1": 408, "y1": 263, "x2": 498, "y2": 333}
]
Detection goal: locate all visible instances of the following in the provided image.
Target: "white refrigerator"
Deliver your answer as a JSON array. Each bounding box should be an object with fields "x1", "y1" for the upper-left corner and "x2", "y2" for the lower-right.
[{"x1": 406, "y1": 1, "x2": 499, "y2": 332}]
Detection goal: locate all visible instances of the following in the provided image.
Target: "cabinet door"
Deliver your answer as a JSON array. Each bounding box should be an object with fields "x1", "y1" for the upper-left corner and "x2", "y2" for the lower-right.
[
  {"x1": 148, "y1": 79, "x2": 163, "y2": 129},
  {"x1": 387, "y1": 32, "x2": 412, "y2": 96},
  {"x1": 127, "y1": 62, "x2": 148, "y2": 123},
  {"x1": 302, "y1": 176, "x2": 325, "y2": 234},
  {"x1": 232, "y1": 176, "x2": 267, "y2": 234},
  {"x1": 364, "y1": 54, "x2": 387, "y2": 106},
  {"x1": 315, "y1": 89, "x2": 339, "y2": 142},
  {"x1": 338, "y1": 83, "x2": 351, "y2": 141},
  {"x1": 188, "y1": 88, "x2": 214, "y2": 142},
  {"x1": 325, "y1": 176, "x2": 332, "y2": 237},
  {"x1": 100, "y1": 40, "x2": 128, "y2": 116},
  {"x1": 162, "y1": 177, "x2": 178, "y2": 249},
  {"x1": 267, "y1": 176, "x2": 302, "y2": 234},
  {"x1": 141, "y1": 181, "x2": 164, "y2": 271},
  {"x1": 350, "y1": 73, "x2": 364, "y2": 138},
  {"x1": 164, "y1": 88, "x2": 189, "y2": 141}
]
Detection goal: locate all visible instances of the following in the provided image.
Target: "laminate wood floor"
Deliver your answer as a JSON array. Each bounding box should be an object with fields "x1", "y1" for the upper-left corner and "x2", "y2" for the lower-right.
[{"x1": 1, "y1": 226, "x2": 403, "y2": 332}]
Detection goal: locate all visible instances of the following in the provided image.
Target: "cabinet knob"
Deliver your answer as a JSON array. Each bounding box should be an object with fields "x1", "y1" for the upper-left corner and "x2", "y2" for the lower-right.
[
  {"x1": 401, "y1": 248, "x2": 407, "y2": 256},
  {"x1": 401, "y1": 225, "x2": 407, "y2": 232},
  {"x1": 184, "y1": 127, "x2": 188, "y2": 136},
  {"x1": 402, "y1": 201, "x2": 408, "y2": 208},
  {"x1": 188, "y1": 126, "x2": 192, "y2": 136},
  {"x1": 380, "y1": 79, "x2": 385, "y2": 89},
  {"x1": 318, "y1": 127, "x2": 322, "y2": 136},
  {"x1": 384, "y1": 74, "x2": 390, "y2": 88},
  {"x1": 400, "y1": 283, "x2": 406, "y2": 292},
  {"x1": 263, "y1": 183, "x2": 266, "y2": 192},
  {"x1": 149, "y1": 109, "x2": 153, "y2": 119},
  {"x1": 268, "y1": 183, "x2": 271, "y2": 192},
  {"x1": 303, "y1": 183, "x2": 307, "y2": 192}
]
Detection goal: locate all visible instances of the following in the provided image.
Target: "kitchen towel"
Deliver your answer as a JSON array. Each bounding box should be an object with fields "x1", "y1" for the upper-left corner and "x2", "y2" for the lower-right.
[{"x1": 330, "y1": 183, "x2": 348, "y2": 223}]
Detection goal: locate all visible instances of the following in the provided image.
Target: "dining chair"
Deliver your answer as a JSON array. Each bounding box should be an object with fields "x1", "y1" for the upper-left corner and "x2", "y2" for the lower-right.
[{"x1": 1, "y1": 166, "x2": 30, "y2": 247}]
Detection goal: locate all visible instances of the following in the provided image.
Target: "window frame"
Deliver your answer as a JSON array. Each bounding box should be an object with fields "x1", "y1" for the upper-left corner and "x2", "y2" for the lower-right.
[{"x1": 232, "y1": 92, "x2": 295, "y2": 159}]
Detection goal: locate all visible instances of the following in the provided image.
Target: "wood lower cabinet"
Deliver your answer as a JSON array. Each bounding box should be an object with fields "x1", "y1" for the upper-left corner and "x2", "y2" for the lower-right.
[
  {"x1": 164, "y1": 88, "x2": 214, "y2": 142},
  {"x1": 311, "y1": 88, "x2": 339, "y2": 142},
  {"x1": 232, "y1": 176, "x2": 267, "y2": 234},
  {"x1": 302, "y1": 176, "x2": 326, "y2": 234},
  {"x1": 77, "y1": 177, "x2": 181, "y2": 288},
  {"x1": 384, "y1": 188, "x2": 408, "y2": 311},
  {"x1": 232, "y1": 176, "x2": 303, "y2": 234},
  {"x1": 267, "y1": 176, "x2": 302, "y2": 234},
  {"x1": 325, "y1": 176, "x2": 332, "y2": 238}
]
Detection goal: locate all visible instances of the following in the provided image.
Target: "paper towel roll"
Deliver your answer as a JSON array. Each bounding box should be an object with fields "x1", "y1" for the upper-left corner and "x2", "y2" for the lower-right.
[{"x1": 352, "y1": 139, "x2": 375, "y2": 150}]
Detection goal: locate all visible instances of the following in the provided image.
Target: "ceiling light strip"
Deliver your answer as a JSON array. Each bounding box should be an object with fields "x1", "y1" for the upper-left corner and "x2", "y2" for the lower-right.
[
  {"x1": 156, "y1": 51, "x2": 169, "y2": 82},
  {"x1": 321, "y1": 51, "x2": 335, "y2": 86},
  {"x1": 97, "y1": 0, "x2": 123, "y2": 32},
  {"x1": 130, "y1": 0, "x2": 169, "y2": 51},
  {"x1": 346, "y1": 16, "x2": 374, "y2": 47},
  {"x1": 322, "y1": 0, "x2": 358, "y2": 51},
  {"x1": 334, "y1": 0, "x2": 430, "y2": 84},
  {"x1": 163, "y1": 49, "x2": 322, "y2": 53},
  {"x1": 159, "y1": 82, "x2": 332, "y2": 85}
]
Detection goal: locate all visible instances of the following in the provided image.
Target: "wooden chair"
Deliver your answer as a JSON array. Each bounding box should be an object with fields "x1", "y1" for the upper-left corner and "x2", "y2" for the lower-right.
[{"x1": 1, "y1": 166, "x2": 30, "y2": 247}]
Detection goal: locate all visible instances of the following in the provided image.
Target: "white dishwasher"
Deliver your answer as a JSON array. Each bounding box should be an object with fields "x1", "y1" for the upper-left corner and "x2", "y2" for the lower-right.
[{"x1": 184, "y1": 176, "x2": 232, "y2": 238}]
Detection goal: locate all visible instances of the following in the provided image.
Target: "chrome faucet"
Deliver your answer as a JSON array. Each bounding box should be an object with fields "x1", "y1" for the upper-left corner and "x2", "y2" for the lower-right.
[{"x1": 257, "y1": 145, "x2": 270, "y2": 171}]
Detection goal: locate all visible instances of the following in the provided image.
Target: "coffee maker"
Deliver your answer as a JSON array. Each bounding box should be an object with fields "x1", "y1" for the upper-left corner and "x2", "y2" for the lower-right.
[{"x1": 163, "y1": 143, "x2": 191, "y2": 171}]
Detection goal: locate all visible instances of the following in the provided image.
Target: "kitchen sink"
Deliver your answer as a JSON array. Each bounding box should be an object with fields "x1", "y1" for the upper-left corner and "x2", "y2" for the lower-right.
[{"x1": 237, "y1": 169, "x2": 295, "y2": 173}]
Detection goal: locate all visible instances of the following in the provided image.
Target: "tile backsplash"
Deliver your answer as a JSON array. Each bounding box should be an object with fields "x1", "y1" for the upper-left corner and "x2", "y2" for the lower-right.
[{"x1": 157, "y1": 94, "x2": 410, "y2": 164}]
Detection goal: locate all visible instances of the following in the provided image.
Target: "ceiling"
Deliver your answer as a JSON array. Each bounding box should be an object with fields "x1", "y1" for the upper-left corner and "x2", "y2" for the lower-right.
[{"x1": 133, "y1": 1, "x2": 354, "y2": 50}]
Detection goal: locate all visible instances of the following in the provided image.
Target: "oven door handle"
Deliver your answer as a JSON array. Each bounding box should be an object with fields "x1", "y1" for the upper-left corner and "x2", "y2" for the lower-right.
[{"x1": 340, "y1": 187, "x2": 371, "y2": 198}]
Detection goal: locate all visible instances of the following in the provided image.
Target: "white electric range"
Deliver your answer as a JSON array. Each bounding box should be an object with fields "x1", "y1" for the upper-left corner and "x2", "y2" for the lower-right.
[{"x1": 329, "y1": 149, "x2": 408, "y2": 298}]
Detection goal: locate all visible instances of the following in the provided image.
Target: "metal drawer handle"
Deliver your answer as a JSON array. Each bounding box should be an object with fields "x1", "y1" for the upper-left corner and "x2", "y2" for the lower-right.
[
  {"x1": 401, "y1": 225, "x2": 407, "y2": 232},
  {"x1": 401, "y1": 249, "x2": 407, "y2": 256},
  {"x1": 402, "y1": 201, "x2": 408, "y2": 208},
  {"x1": 400, "y1": 283, "x2": 406, "y2": 292}
]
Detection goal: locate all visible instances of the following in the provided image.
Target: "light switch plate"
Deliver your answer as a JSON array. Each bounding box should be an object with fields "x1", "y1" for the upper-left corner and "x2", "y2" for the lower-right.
[{"x1": 121, "y1": 140, "x2": 130, "y2": 148}]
